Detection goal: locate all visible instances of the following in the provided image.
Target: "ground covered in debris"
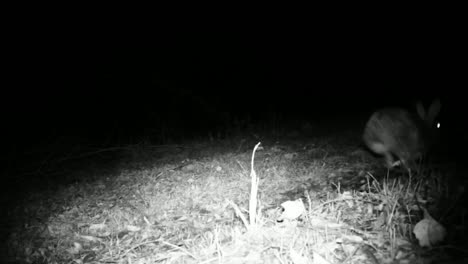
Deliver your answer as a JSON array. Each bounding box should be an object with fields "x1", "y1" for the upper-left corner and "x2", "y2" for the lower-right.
[{"x1": 3, "y1": 128, "x2": 467, "y2": 263}]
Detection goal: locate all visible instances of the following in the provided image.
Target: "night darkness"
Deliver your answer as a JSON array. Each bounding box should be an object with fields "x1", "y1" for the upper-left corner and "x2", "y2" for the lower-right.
[
  {"x1": 2, "y1": 27, "x2": 467, "y2": 262},
  {"x1": 4, "y1": 31, "x2": 464, "y2": 150}
]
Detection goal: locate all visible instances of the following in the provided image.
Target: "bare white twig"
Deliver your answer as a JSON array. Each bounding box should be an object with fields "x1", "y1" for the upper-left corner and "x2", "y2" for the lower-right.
[{"x1": 249, "y1": 142, "x2": 261, "y2": 228}]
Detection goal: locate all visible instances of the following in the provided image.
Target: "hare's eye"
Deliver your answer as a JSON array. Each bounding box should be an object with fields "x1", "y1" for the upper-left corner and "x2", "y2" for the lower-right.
[{"x1": 436, "y1": 122, "x2": 441, "y2": 129}]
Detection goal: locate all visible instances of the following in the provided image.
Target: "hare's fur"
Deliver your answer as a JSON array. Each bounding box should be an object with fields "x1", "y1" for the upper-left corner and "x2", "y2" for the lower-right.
[{"x1": 363, "y1": 99, "x2": 441, "y2": 168}]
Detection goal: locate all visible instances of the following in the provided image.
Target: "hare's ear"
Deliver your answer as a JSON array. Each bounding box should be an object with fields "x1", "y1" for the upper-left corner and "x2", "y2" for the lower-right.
[
  {"x1": 416, "y1": 101, "x2": 426, "y2": 120},
  {"x1": 427, "y1": 99, "x2": 441, "y2": 124}
]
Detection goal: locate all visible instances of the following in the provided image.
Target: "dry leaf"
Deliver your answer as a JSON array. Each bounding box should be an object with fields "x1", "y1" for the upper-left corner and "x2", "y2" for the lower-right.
[
  {"x1": 315, "y1": 241, "x2": 339, "y2": 256},
  {"x1": 89, "y1": 223, "x2": 107, "y2": 231},
  {"x1": 413, "y1": 208, "x2": 446, "y2": 247},
  {"x1": 126, "y1": 225, "x2": 141, "y2": 232},
  {"x1": 312, "y1": 251, "x2": 332, "y2": 264},
  {"x1": 342, "y1": 235, "x2": 363, "y2": 243},
  {"x1": 290, "y1": 248, "x2": 311, "y2": 264},
  {"x1": 279, "y1": 199, "x2": 305, "y2": 221},
  {"x1": 79, "y1": 235, "x2": 101, "y2": 242},
  {"x1": 66, "y1": 242, "x2": 82, "y2": 255},
  {"x1": 88, "y1": 223, "x2": 110, "y2": 236},
  {"x1": 341, "y1": 191, "x2": 353, "y2": 199}
]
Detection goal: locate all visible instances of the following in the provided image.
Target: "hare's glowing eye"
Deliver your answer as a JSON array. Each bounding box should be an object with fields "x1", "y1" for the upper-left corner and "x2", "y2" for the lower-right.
[{"x1": 436, "y1": 122, "x2": 441, "y2": 129}]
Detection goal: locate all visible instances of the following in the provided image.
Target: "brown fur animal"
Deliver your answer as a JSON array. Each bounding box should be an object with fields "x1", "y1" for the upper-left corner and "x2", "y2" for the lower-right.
[{"x1": 363, "y1": 99, "x2": 441, "y2": 169}]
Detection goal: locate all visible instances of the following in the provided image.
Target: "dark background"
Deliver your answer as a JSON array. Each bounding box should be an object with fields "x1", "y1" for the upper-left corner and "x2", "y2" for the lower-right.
[{"x1": 1, "y1": 27, "x2": 465, "y2": 167}]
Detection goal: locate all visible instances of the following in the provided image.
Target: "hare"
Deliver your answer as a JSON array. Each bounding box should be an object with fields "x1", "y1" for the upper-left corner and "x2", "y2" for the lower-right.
[{"x1": 363, "y1": 99, "x2": 441, "y2": 169}]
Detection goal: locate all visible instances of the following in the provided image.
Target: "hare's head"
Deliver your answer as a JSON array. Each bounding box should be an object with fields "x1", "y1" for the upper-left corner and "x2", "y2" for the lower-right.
[
  {"x1": 415, "y1": 98, "x2": 442, "y2": 149},
  {"x1": 416, "y1": 99, "x2": 441, "y2": 128}
]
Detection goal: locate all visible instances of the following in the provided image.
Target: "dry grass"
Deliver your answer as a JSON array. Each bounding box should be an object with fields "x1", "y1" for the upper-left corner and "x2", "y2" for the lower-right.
[{"x1": 4, "y1": 133, "x2": 466, "y2": 263}]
